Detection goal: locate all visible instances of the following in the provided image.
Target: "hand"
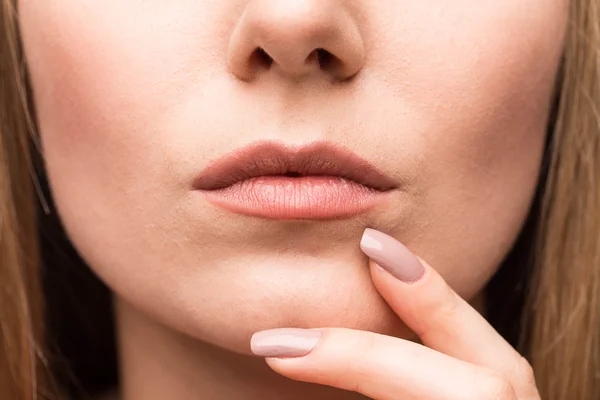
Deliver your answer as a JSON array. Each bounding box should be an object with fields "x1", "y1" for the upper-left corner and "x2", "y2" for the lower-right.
[{"x1": 250, "y1": 228, "x2": 540, "y2": 400}]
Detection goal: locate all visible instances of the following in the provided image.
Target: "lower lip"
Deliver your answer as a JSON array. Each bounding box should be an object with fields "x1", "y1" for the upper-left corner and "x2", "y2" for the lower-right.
[{"x1": 196, "y1": 176, "x2": 390, "y2": 219}]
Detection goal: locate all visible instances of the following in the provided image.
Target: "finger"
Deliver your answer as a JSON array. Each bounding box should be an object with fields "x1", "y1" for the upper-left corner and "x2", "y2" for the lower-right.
[
  {"x1": 251, "y1": 327, "x2": 518, "y2": 400},
  {"x1": 360, "y1": 228, "x2": 538, "y2": 398}
]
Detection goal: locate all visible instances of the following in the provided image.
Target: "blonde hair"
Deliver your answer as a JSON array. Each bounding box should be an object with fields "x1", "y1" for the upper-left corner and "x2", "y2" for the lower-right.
[
  {"x1": 1, "y1": 0, "x2": 599, "y2": 399},
  {"x1": 0, "y1": 1, "x2": 56, "y2": 399},
  {"x1": 528, "y1": 0, "x2": 600, "y2": 398}
]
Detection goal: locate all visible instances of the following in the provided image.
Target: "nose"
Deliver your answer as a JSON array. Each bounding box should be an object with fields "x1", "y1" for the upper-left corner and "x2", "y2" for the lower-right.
[{"x1": 227, "y1": 0, "x2": 365, "y2": 82}]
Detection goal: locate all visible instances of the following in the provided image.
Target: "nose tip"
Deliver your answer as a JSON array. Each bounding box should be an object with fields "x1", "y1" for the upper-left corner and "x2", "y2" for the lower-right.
[{"x1": 227, "y1": 0, "x2": 365, "y2": 82}]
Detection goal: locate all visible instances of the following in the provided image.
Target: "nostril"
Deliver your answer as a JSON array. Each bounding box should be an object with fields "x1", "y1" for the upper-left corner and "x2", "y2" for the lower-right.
[
  {"x1": 314, "y1": 48, "x2": 345, "y2": 78},
  {"x1": 251, "y1": 47, "x2": 341, "y2": 76},
  {"x1": 316, "y1": 48, "x2": 335, "y2": 68},
  {"x1": 252, "y1": 47, "x2": 273, "y2": 68}
]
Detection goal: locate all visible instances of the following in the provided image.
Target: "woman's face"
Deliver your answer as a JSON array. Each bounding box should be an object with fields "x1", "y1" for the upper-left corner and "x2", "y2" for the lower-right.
[{"x1": 19, "y1": 1, "x2": 567, "y2": 351}]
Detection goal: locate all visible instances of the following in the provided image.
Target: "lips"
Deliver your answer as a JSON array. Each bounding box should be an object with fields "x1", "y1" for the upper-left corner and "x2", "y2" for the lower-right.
[{"x1": 193, "y1": 141, "x2": 396, "y2": 219}]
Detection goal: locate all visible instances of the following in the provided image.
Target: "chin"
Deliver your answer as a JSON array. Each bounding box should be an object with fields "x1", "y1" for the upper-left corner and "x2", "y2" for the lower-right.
[{"x1": 114, "y1": 255, "x2": 413, "y2": 355}]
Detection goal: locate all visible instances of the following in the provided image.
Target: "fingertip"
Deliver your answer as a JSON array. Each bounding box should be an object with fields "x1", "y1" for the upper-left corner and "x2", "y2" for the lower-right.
[
  {"x1": 250, "y1": 328, "x2": 322, "y2": 358},
  {"x1": 361, "y1": 228, "x2": 425, "y2": 283}
]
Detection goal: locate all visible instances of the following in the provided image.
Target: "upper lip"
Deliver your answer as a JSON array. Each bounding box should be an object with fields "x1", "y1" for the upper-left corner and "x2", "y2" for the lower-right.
[{"x1": 193, "y1": 141, "x2": 397, "y2": 191}]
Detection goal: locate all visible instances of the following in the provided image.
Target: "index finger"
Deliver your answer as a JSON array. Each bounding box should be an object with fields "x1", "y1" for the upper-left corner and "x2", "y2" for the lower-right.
[{"x1": 360, "y1": 228, "x2": 538, "y2": 398}]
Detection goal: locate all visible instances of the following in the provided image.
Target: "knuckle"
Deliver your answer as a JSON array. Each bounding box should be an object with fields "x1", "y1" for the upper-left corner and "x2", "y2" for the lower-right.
[
  {"x1": 513, "y1": 356, "x2": 537, "y2": 387},
  {"x1": 408, "y1": 272, "x2": 466, "y2": 338},
  {"x1": 349, "y1": 333, "x2": 376, "y2": 375},
  {"x1": 474, "y1": 369, "x2": 518, "y2": 400},
  {"x1": 347, "y1": 334, "x2": 378, "y2": 393},
  {"x1": 428, "y1": 282, "x2": 464, "y2": 325},
  {"x1": 413, "y1": 281, "x2": 464, "y2": 338},
  {"x1": 510, "y1": 356, "x2": 539, "y2": 396},
  {"x1": 356, "y1": 332, "x2": 378, "y2": 361}
]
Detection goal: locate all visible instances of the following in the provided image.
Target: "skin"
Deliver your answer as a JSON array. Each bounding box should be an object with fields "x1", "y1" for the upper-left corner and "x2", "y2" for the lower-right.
[{"x1": 18, "y1": 0, "x2": 567, "y2": 398}]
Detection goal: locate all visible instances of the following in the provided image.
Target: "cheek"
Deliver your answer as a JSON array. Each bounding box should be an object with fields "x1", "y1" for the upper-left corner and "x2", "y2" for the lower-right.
[
  {"x1": 369, "y1": 2, "x2": 567, "y2": 294},
  {"x1": 18, "y1": 1, "x2": 233, "y2": 260},
  {"x1": 19, "y1": 0, "x2": 229, "y2": 193}
]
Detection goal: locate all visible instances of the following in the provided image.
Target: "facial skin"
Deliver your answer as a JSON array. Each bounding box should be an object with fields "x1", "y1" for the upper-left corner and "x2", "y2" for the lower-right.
[{"x1": 19, "y1": 0, "x2": 566, "y2": 360}]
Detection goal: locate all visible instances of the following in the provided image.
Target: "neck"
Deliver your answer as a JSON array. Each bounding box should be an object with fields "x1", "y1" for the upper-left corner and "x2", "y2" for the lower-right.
[{"x1": 114, "y1": 297, "x2": 367, "y2": 400}]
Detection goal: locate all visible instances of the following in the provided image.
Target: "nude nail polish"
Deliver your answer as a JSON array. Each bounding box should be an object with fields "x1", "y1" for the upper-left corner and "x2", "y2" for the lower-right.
[
  {"x1": 251, "y1": 328, "x2": 322, "y2": 358},
  {"x1": 360, "y1": 228, "x2": 425, "y2": 283}
]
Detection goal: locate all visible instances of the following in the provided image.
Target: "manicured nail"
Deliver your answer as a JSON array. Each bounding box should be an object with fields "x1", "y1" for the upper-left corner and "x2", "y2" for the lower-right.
[
  {"x1": 360, "y1": 228, "x2": 425, "y2": 283},
  {"x1": 251, "y1": 328, "x2": 321, "y2": 358}
]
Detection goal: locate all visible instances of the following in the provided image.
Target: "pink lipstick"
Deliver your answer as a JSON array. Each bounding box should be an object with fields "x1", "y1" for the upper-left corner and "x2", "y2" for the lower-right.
[{"x1": 193, "y1": 141, "x2": 396, "y2": 219}]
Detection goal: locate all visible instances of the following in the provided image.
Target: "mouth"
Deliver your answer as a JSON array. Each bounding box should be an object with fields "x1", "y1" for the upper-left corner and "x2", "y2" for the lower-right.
[{"x1": 193, "y1": 141, "x2": 397, "y2": 220}]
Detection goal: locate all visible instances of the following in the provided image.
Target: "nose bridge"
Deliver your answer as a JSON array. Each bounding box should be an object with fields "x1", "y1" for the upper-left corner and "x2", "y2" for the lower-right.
[{"x1": 227, "y1": 0, "x2": 365, "y2": 82}]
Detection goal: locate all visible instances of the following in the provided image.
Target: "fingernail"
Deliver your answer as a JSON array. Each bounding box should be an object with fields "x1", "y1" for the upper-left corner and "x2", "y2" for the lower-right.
[
  {"x1": 251, "y1": 328, "x2": 322, "y2": 358},
  {"x1": 360, "y1": 228, "x2": 425, "y2": 283}
]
